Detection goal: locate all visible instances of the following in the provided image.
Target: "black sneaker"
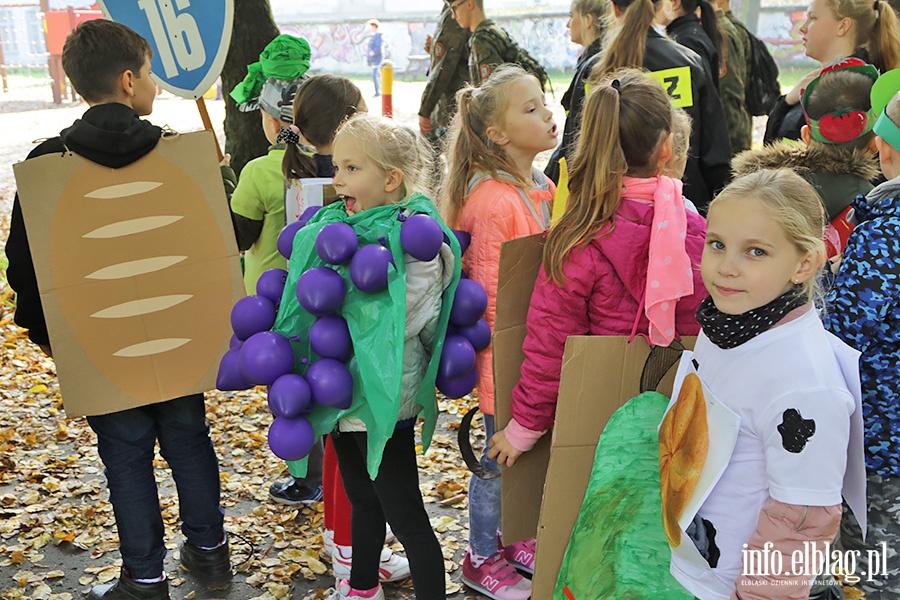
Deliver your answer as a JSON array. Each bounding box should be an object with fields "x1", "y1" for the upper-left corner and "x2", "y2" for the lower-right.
[
  {"x1": 268, "y1": 478, "x2": 324, "y2": 505},
  {"x1": 179, "y1": 540, "x2": 232, "y2": 590},
  {"x1": 88, "y1": 571, "x2": 169, "y2": 600}
]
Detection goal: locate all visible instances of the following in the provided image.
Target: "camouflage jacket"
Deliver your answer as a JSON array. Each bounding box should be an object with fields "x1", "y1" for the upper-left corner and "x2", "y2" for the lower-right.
[
  {"x1": 468, "y1": 19, "x2": 513, "y2": 84},
  {"x1": 419, "y1": 6, "x2": 471, "y2": 130},
  {"x1": 721, "y1": 9, "x2": 752, "y2": 153}
]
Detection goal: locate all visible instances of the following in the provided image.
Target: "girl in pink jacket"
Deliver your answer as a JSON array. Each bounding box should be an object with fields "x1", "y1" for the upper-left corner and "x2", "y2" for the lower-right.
[
  {"x1": 441, "y1": 65, "x2": 557, "y2": 600},
  {"x1": 489, "y1": 68, "x2": 708, "y2": 465}
]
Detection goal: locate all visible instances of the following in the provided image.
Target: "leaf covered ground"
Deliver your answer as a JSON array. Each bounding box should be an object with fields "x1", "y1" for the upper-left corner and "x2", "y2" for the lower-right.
[{"x1": 0, "y1": 200, "x2": 490, "y2": 599}]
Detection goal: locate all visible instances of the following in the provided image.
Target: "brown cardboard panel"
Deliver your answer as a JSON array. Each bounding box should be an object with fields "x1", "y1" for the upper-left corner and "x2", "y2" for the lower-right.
[
  {"x1": 530, "y1": 335, "x2": 694, "y2": 598},
  {"x1": 493, "y1": 233, "x2": 544, "y2": 332},
  {"x1": 532, "y1": 445, "x2": 597, "y2": 599},
  {"x1": 554, "y1": 336, "x2": 659, "y2": 447},
  {"x1": 492, "y1": 229, "x2": 692, "y2": 590},
  {"x1": 14, "y1": 130, "x2": 244, "y2": 417},
  {"x1": 493, "y1": 234, "x2": 547, "y2": 544},
  {"x1": 493, "y1": 325, "x2": 526, "y2": 429}
]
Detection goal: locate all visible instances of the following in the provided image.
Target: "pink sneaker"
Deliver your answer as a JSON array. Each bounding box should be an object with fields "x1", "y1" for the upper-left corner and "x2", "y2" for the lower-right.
[
  {"x1": 461, "y1": 551, "x2": 531, "y2": 600},
  {"x1": 502, "y1": 537, "x2": 536, "y2": 575},
  {"x1": 329, "y1": 579, "x2": 385, "y2": 600}
]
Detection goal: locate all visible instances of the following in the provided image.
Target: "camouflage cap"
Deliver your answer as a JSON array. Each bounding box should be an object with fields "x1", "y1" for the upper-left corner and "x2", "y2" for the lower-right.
[{"x1": 238, "y1": 76, "x2": 305, "y2": 124}]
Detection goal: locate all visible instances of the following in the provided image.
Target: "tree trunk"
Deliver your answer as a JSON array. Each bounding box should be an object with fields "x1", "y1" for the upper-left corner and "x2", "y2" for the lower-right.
[{"x1": 221, "y1": 0, "x2": 279, "y2": 176}]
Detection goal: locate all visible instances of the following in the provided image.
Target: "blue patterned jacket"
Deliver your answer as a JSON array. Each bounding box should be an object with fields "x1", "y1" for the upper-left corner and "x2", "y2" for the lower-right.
[{"x1": 825, "y1": 176, "x2": 900, "y2": 477}]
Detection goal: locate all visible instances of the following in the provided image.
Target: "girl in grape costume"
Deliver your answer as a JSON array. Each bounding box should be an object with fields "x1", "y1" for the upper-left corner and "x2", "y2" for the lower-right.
[{"x1": 273, "y1": 115, "x2": 460, "y2": 600}]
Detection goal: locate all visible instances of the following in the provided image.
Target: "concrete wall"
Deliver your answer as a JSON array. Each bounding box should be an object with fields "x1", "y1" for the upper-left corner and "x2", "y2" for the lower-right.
[{"x1": 281, "y1": 13, "x2": 579, "y2": 76}]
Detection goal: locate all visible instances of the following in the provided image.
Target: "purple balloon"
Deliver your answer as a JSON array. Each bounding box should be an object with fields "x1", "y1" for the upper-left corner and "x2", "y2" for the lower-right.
[
  {"x1": 296, "y1": 267, "x2": 347, "y2": 316},
  {"x1": 449, "y1": 279, "x2": 489, "y2": 327},
  {"x1": 316, "y1": 223, "x2": 359, "y2": 265},
  {"x1": 306, "y1": 358, "x2": 354, "y2": 409},
  {"x1": 437, "y1": 367, "x2": 478, "y2": 399},
  {"x1": 257, "y1": 268, "x2": 288, "y2": 305},
  {"x1": 268, "y1": 416, "x2": 316, "y2": 461},
  {"x1": 229, "y1": 334, "x2": 242, "y2": 349},
  {"x1": 216, "y1": 348, "x2": 253, "y2": 391},
  {"x1": 310, "y1": 316, "x2": 353, "y2": 362},
  {"x1": 349, "y1": 244, "x2": 395, "y2": 293},
  {"x1": 400, "y1": 214, "x2": 444, "y2": 261},
  {"x1": 239, "y1": 331, "x2": 295, "y2": 386},
  {"x1": 457, "y1": 318, "x2": 491, "y2": 352},
  {"x1": 268, "y1": 374, "x2": 312, "y2": 419},
  {"x1": 452, "y1": 229, "x2": 472, "y2": 255},
  {"x1": 231, "y1": 295, "x2": 277, "y2": 341},
  {"x1": 439, "y1": 335, "x2": 477, "y2": 380},
  {"x1": 297, "y1": 206, "x2": 322, "y2": 229},
  {"x1": 277, "y1": 220, "x2": 304, "y2": 259}
]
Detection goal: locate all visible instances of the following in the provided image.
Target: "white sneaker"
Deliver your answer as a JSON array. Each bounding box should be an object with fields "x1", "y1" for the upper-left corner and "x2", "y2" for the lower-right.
[
  {"x1": 332, "y1": 546, "x2": 411, "y2": 583},
  {"x1": 324, "y1": 529, "x2": 335, "y2": 558},
  {"x1": 328, "y1": 525, "x2": 392, "y2": 556},
  {"x1": 384, "y1": 523, "x2": 396, "y2": 546},
  {"x1": 329, "y1": 579, "x2": 386, "y2": 600}
]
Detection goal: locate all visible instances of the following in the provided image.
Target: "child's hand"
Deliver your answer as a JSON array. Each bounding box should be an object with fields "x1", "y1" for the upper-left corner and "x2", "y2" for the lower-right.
[
  {"x1": 785, "y1": 69, "x2": 820, "y2": 105},
  {"x1": 219, "y1": 153, "x2": 231, "y2": 167},
  {"x1": 488, "y1": 428, "x2": 524, "y2": 467}
]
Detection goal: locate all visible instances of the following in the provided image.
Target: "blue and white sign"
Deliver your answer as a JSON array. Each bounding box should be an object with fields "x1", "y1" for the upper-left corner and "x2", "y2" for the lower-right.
[{"x1": 97, "y1": 0, "x2": 233, "y2": 99}]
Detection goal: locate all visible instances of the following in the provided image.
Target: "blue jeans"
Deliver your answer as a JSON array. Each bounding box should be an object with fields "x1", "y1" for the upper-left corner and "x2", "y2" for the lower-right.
[
  {"x1": 87, "y1": 394, "x2": 225, "y2": 579},
  {"x1": 468, "y1": 413, "x2": 502, "y2": 556},
  {"x1": 371, "y1": 65, "x2": 381, "y2": 96}
]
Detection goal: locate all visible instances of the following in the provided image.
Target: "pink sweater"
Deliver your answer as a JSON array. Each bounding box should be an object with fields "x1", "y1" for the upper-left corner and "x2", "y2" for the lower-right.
[
  {"x1": 509, "y1": 195, "x2": 707, "y2": 437},
  {"x1": 459, "y1": 173, "x2": 555, "y2": 416}
]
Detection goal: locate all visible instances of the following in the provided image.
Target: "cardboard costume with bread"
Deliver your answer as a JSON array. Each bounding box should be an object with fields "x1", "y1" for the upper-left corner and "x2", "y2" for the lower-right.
[{"x1": 13, "y1": 130, "x2": 244, "y2": 417}]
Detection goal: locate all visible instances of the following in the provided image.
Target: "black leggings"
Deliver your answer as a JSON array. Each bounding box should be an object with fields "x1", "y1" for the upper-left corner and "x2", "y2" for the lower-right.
[{"x1": 331, "y1": 426, "x2": 446, "y2": 599}]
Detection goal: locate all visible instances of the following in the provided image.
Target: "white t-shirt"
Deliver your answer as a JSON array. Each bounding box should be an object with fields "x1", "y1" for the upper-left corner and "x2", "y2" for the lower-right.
[{"x1": 668, "y1": 309, "x2": 857, "y2": 599}]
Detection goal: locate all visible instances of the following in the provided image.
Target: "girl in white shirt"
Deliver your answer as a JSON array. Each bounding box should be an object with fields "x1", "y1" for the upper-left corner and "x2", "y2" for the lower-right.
[{"x1": 661, "y1": 168, "x2": 865, "y2": 599}]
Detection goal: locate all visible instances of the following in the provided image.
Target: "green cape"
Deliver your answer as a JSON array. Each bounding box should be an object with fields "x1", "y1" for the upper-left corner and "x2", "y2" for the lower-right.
[
  {"x1": 274, "y1": 195, "x2": 461, "y2": 479},
  {"x1": 555, "y1": 392, "x2": 692, "y2": 599}
]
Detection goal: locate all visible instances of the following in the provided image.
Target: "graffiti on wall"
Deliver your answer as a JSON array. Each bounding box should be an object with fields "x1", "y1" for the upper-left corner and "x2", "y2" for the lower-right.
[
  {"x1": 281, "y1": 15, "x2": 581, "y2": 76},
  {"x1": 281, "y1": 10, "x2": 817, "y2": 77},
  {"x1": 759, "y1": 10, "x2": 812, "y2": 64}
]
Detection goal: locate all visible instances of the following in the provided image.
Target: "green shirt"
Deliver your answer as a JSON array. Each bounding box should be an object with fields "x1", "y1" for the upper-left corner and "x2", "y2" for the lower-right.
[{"x1": 230, "y1": 146, "x2": 287, "y2": 295}]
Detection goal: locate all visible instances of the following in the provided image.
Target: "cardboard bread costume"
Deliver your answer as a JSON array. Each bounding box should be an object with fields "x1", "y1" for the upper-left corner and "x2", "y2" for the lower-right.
[{"x1": 13, "y1": 130, "x2": 244, "y2": 416}]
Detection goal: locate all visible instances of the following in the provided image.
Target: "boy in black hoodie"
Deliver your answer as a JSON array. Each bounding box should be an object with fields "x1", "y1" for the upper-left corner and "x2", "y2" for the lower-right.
[{"x1": 4, "y1": 20, "x2": 231, "y2": 600}]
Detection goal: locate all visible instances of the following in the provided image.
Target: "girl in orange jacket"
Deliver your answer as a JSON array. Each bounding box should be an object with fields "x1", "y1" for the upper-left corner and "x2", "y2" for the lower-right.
[{"x1": 440, "y1": 64, "x2": 557, "y2": 600}]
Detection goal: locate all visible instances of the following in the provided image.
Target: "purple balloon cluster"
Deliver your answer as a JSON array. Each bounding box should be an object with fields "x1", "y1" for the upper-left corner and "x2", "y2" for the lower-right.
[
  {"x1": 436, "y1": 233, "x2": 490, "y2": 399},
  {"x1": 219, "y1": 213, "x2": 458, "y2": 460}
]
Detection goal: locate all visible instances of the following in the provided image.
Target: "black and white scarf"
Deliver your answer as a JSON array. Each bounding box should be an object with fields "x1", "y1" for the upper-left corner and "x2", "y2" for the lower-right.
[{"x1": 695, "y1": 290, "x2": 808, "y2": 349}]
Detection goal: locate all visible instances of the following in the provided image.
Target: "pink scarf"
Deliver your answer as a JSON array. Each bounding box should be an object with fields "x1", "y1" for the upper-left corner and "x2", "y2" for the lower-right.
[{"x1": 622, "y1": 176, "x2": 694, "y2": 346}]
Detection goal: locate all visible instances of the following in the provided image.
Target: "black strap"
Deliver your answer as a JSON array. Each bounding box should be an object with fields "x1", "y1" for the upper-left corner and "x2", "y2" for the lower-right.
[{"x1": 458, "y1": 406, "x2": 501, "y2": 480}]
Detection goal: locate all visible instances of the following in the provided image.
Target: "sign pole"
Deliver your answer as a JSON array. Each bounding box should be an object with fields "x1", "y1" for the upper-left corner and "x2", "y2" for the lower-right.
[{"x1": 196, "y1": 97, "x2": 224, "y2": 162}]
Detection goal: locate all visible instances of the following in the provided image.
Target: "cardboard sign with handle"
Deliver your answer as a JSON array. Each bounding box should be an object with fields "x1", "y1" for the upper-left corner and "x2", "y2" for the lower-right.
[
  {"x1": 13, "y1": 130, "x2": 244, "y2": 417},
  {"x1": 97, "y1": 0, "x2": 234, "y2": 160},
  {"x1": 492, "y1": 233, "x2": 694, "y2": 598}
]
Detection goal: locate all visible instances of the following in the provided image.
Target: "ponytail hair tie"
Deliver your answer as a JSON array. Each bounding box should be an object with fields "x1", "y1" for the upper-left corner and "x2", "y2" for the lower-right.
[
  {"x1": 611, "y1": 78, "x2": 622, "y2": 94},
  {"x1": 277, "y1": 124, "x2": 301, "y2": 145}
]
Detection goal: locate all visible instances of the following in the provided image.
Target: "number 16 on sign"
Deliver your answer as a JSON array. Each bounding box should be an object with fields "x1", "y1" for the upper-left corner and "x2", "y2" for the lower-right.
[{"x1": 138, "y1": 0, "x2": 206, "y2": 77}]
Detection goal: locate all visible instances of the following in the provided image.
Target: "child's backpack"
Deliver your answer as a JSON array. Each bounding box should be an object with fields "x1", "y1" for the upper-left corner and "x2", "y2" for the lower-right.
[
  {"x1": 479, "y1": 24, "x2": 550, "y2": 91},
  {"x1": 732, "y1": 19, "x2": 780, "y2": 116}
]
